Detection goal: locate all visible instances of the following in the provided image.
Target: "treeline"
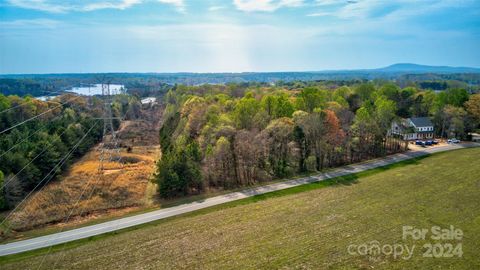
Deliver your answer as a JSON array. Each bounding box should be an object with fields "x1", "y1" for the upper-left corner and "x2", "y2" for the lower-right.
[
  {"x1": 0, "y1": 79, "x2": 59, "y2": 97},
  {"x1": 156, "y1": 83, "x2": 478, "y2": 198},
  {"x1": 0, "y1": 93, "x2": 142, "y2": 210},
  {"x1": 156, "y1": 83, "x2": 480, "y2": 198},
  {"x1": 126, "y1": 81, "x2": 172, "y2": 98},
  {"x1": 0, "y1": 77, "x2": 173, "y2": 99},
  {"x1": 3, "y1": 72, "x2": 479, "y2": 96}
]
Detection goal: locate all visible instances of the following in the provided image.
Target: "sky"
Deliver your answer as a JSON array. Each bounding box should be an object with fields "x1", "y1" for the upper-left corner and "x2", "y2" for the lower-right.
[{"x1": 0, "y1": 0, "x2": 479, "y2": 74}]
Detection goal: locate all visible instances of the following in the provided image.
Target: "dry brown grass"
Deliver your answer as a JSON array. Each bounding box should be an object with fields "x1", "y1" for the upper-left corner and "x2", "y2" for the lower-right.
[
  {"x1": 1, "y1": 106, "x2": 164, "y2": 235},
  {"x1": 6, "y1": 145, "x2": 160, "y2": 232}
]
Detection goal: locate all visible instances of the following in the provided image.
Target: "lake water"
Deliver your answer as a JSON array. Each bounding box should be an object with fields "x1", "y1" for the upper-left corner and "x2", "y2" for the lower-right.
[
  {"x1": 35, "y1": 84, "x2": 126, "y2": 101},
  {"x1": 36, "y1": 84, "x2": 125, "y2": 101},
  {"x1": 36, "y1": 96, "x2": 54, "y2": 101},
  {"x1": 67, "y1": 84, "x2": 125, "y2": 96}
]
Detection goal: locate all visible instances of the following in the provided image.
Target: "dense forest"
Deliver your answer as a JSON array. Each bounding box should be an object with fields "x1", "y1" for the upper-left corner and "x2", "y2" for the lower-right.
[
  {"x1": 156, "y1": 83, "x2": 480, "y2": 198},
  {"x1": 0, "y1": 79, "x2": 60, "y2": 97},
  {"x1": 0, "y1": 77, "x2": 172, "y2": 98},
  {"x1": 0, "y1": 93, "x2": 142, "y2": 210},
  {"x1": 0, "y1": 79, "x2": 479, "y2": 206},
  {"x1": 2, "y1": 70, "x2": 479, "y2": 97}
]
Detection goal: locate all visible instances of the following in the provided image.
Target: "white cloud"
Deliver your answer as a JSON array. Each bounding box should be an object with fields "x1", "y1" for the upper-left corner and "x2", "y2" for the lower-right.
[
  {"x1": 122, "y1": 22, "x2": 316, "y2": 71},
  {"x1": 208, "y1": 5, "x2": 226, "y2": 11},
  {"x1": 6, "y1": 0, "x2": 185, "y2": 13},
  {"x1": 157, "y1": 0, "x2": 185, "y2": 13},
  {"x1": 310, "y1": 0, "x2": 393, "y2": 19},
  {"x1": 306, "y1": 11, "x2": 332, "y2": 17},
  {"x1": 308, "y1": 0, "x2": 475, "y2": 20},
  {"x1": 314, "y1": 0, "x2": 344, "y2": 7},
  {"x1": 125, "y1": 23, "x2": 255, "y2": 71},
  {"x1": 82, "y1": 0, "x2": 142, "y2": 12},
  {"x1": 233, "y1": 0, "x2": 304, "y2": 12},
  {"x1": 0, "y1": 18, "x2": 61, "y2": 28},
  {"x1": 6, "y1": 0, "x2": 70, "y2": 13}
]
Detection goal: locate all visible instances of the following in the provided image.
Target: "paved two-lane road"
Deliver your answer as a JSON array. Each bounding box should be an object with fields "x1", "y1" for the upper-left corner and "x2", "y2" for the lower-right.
[{"x1": 0, "y1": 143, "x2": 477, "y2": 256}]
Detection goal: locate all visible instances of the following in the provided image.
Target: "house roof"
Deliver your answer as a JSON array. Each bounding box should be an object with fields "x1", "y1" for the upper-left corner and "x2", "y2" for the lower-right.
[{"x1": 409, "y1": 117, "x2": 433, "y2": 127}]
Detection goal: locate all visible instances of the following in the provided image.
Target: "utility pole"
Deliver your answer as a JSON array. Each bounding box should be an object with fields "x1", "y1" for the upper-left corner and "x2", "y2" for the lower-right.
[{"x1": 98, "y1": 81, "x2": 121, "y2": 172}]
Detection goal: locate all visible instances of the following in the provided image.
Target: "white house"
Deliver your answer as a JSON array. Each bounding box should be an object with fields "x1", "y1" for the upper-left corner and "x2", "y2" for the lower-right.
[{"x1": 391, "y1": 117, "x2": 434, "y2": 141}]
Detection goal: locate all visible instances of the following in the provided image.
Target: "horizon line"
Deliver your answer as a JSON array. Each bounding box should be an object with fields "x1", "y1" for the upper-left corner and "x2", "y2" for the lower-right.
[{"x1": 2, "y1": 63, "x2": 480, "y2": 76}]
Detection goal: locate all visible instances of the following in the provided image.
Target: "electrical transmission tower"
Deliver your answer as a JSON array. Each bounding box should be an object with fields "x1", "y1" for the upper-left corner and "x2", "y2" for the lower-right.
[{"x1": 98, "y1": 82, "x2": 121, "y2": 172}]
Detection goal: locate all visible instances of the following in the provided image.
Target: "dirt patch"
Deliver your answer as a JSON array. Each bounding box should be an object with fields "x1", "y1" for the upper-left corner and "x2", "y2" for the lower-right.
[
  {"x1": 118, "y1": 156, "x2": 142, "y2": 164},
  {"x1": 117, "y1": 104, "x2": 164, "y2": 146}
]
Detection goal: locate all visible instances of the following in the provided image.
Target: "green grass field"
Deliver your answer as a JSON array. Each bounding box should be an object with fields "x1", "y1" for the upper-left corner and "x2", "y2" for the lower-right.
[{"x1": 2, "y1": 148, "x2": 480, "y2": 269}]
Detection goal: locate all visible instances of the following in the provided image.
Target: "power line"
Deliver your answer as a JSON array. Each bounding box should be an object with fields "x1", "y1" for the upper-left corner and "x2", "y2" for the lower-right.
[
  {"x1": 0, "y1": 114, "x2": 64, "y2": 160},
  {"x1": 0, "y1": 95, "x2": 84, "y2": 135},
  {"x1": 1, "y1": 149, "x2": 48, "y2": 192},
  {"x1": 40, "y1": 105, "x2": 130, "y2": 269},
  {"x1": 0, "y1": 129, "x2": 41, "y2": 159},
  {"x1": 98, "y1": 83, "x2": 120, "y2": 172},
  {"x1": 103, "y1": 106, "x2": 129, "y2": 174},
  {"x1": 0, "y1": 121, "x2": 99, "y2": 228},
  {"x1": 0, "y1": 90, "x2": 72, "y2": 114},
  {"x1": 0, "y1": 128, "x2": 70, "y2": 191},
  {"x1": 1, "y1": 81, "x2": 124, "y2": 262},
  {"x1": 40, "y1": 120, "x2": 127, "y2": 269},
  {"x1": 0, "y1": 92, "x2": 102, "y2": 159},
  {"x1": 43, "y1": 159, "x2": 108, "y2": 270}
]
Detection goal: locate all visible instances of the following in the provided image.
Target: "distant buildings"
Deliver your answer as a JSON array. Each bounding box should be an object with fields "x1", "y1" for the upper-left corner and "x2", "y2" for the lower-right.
[
  {"x1": 141, "y1": 97, "x2": 157, "y2": 105},
  {"x1": 390, "y1": 117, "x2": 434, "y2": 140}
]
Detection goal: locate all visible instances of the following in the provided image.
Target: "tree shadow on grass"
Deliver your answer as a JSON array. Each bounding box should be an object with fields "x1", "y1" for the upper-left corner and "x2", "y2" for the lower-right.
[
  {"x1": 160, "y1": 154, "x2": 432, "y2": 209},
  {"x1": 246, "y1": 174, "x2": 360, "y2": 203},
  {"x1": 245, "y1": 155, "x2": 434, "y2": 204}
]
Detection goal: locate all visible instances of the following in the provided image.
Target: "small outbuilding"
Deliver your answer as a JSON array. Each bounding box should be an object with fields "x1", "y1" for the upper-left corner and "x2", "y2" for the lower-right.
[{"x1": 469, "y1": 132, "x2": 480, "y2": 142}]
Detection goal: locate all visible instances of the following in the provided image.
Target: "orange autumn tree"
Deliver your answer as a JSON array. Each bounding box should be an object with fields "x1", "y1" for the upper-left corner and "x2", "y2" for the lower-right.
[{"x1": 323, "y1": 109, "x2": 346, "y2": 167}]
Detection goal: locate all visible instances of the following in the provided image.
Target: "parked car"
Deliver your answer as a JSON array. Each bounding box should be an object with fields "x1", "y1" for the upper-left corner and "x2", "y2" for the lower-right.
[
  {"x1": 415, "y1": 140, "x2": 423, "y2": 145},
  {"x1": 448, "y1": 138, "x2": 460, "y2": 143},
  {"x1": 425, "y1": 140, "x2": 433, "y2": 146},
  {"x1": 432, "y1": 140, "x2": 439, "y2": 145}
]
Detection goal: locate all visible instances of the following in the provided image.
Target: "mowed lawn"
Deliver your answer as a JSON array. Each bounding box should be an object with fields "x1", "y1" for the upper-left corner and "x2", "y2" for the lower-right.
[{"x1": 2, "y1": 148, "x2": 480, "y2": 269}]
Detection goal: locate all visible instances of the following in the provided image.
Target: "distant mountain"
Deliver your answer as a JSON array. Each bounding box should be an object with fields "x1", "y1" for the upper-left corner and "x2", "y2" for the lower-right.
[{"x1": 376, "y1": 63, "x2": 480, "y2": 73}]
